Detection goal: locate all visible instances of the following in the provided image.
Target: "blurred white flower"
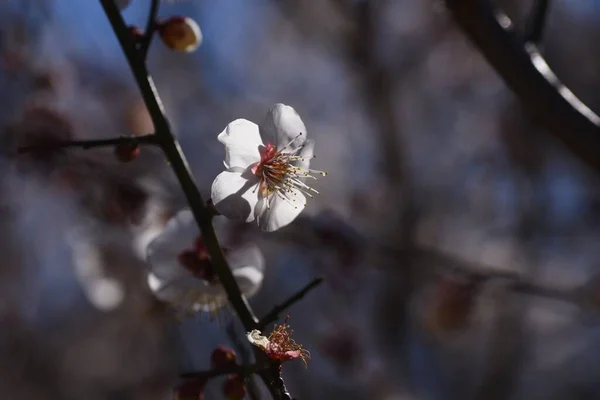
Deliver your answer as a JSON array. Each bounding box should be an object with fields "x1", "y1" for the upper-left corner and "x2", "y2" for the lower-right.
[
  {"x1": 146, "y1": 209, "x2": 264, "y2": 313},
  {"x1": 211, "y1": 104, "x2": 326, "y2": 232}
]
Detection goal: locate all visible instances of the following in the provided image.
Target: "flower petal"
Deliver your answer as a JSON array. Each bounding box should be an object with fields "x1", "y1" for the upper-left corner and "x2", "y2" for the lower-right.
[
  {"x1": 257, "y1": 189, "x2": 307, "y2": 232},
  {"x1": 211, "y1": 170, "x2": 261, "y2": 222},
  {"x1": 296, "y1": 139, "x2": 314, "y2": 171},
  {"x1": 218, "y1": 119, "x2": 263, "y2": 169},
  {"x1": 147, "y1": 273, "x2": 227, "y2": 313},
  {"x1": 146, "y1": 209, "x2": 198, "y2": 281},
  {"x1": 261, "y1": 104, "x2": 306, "y2": 152},
  {"x1": 227, "y1": 244, "x2": 264, "y2": 297}
]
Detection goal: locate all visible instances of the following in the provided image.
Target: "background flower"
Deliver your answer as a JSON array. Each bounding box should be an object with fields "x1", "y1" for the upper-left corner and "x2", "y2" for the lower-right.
[{"x1": 146, "y1": 209, "x2": 265, "y2": 313}]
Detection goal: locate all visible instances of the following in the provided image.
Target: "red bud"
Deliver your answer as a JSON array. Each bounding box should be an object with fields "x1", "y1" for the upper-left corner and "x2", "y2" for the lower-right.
[
  {"x1": 114, "y1": 142, "x2": 140, "y2": 163},
  {"x1": 211, "y1": 346, "x2": 237, "y2": 369}
]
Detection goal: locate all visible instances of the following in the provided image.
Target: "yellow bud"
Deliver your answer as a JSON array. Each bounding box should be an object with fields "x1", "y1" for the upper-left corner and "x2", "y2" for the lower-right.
[{"x1": 158, "y1": 16, "x2": 202, "y2": 53}]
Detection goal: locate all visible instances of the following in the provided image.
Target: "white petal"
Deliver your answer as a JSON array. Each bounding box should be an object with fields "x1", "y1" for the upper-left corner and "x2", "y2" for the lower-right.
[
  {"x1": 296, "y1": 139, "x2": 314, "y2": 171},
  {"x1": 148, "y1": 273, "x2": 227, "y2": 313},
  {"x1": 146, "y1": 209, "x2": 198, "y2": 281},
  {"x1": 261, "y1": 104, "x2": 307, "y2": 151},
  {"x1": 247, "y1": 330, "x2": 270, "y2": 350},
  {"x1": 233, "y1": 265, "x2": 264, "y2": 297},
  {"x1": 211, "y1": 170, "x2": 261, "y2": 222},
  {"x1": 218, "y1": 119, "x2": 263, "y2": 169},
  {"x1": 257, "y1": 189, "x2": 307, "y2": 232},
  {"x1": 228, "y1": 244, "x2": 265, "y2": 297}
]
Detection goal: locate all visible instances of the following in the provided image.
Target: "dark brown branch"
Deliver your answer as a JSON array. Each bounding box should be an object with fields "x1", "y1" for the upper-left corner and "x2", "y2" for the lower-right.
[
  {"x1": 444, "y1": 0, "x2": 600, "y2": 174},
  {"x1": 525, "y1": 0, "x2": 550, "y2": 44},
  {"x1": 258, "y1": 277, "x2": 324, "y2": 329},
  {"x1": 16, "y1": 134, "x2": 157, "y2": 153},
  {"x1": 99, "y1": 2, "x2": 295, "y2": 399},
  {"x1": 140, "y1": 0, "x2": 159, "y2": 58},
  {"x1": 180, "y1": 363, "x2": 265, "y2": 380}
]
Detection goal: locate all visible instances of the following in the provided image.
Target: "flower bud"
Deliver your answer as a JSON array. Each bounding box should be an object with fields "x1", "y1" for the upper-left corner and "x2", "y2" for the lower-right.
[
  {"x1": 211, "y1": 346, "x2": 237, "y2": 369},
  {"x1": 222, "y1": 374, "x2": 246, "y2": 400},
  {"x1": 158, "y1": 16, "x2": 202, "y2": 53},
  {"x1": 114, "y1": 142, "x2": 140, "y2": 163}
]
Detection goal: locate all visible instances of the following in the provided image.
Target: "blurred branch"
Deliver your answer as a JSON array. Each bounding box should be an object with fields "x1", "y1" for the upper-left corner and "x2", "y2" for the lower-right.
[
  {"x1": 258, "y1": 277, "x2": 324, "y2": 329},
  {"x1": 282, "y1": 213, "x2": 587, "y2": 308},
  {"x1": 180, "y1": 363, "x2": 265, "y2": 380},
  {"x1": 140, "y1": 0, "x2": 160, "y2": 58},
  {"x1": 524, "y1": 0, "x2": 550, "y2": 44},
  {"x1": 16, "y1": 134, "x2": 157, "y2": 153},
  {"x1": 444, "y1": 0, "x2": 600, "y2": 174}
]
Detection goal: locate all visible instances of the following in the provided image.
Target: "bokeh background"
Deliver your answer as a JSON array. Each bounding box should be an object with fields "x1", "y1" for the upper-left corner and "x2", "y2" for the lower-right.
[{"x1": 2, "y1": 0, "x2": 600, "y2": 399}]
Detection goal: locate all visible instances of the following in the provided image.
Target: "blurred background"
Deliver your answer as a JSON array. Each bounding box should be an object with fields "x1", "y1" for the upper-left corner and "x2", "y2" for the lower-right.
[{"x1": 2, "y1": 0, "x2": 600, "y2": 399}]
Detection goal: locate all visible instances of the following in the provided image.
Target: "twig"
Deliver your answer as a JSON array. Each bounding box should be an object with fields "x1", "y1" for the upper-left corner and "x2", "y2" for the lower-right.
[
  {"x1": 444, "y1": 0, "x2": 600, "y2": 174},
  {"x1": 226, "y1": 322, "x2": 261, "y2": 400},
  {"x1": 140, "y1": 0, "x2": 160, "y2": 58},
  {"x1": 259, "y1": 277, "x2": 324, "y2": 329},
  {"x1": 524, "y1": 0, "x2": 550, "y2": 44},
  {"x1": 180, "y1": 363, "x2": 265, "y2": 380},
  {"x1": 16, "y1": 134, "x2": 157, "y2": 153}
]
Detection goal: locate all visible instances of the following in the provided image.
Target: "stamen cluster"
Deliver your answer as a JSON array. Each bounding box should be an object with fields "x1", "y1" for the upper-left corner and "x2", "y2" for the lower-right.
[
  {"x1": 252, "y1": 133, "x2": 327, "y2": 210},
  {"x1": 247, "y1": 322, "x2": 310, "y2": 367}
]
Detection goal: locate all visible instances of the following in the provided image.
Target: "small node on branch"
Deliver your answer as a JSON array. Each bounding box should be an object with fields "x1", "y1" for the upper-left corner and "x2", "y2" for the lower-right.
[
  {"x1": 114, "y1": 141, "x2": 140, "y2": 163},
  {"x1": 128, "y1": 25, "x2": 144, "y2": 44},
  {"x1": 158, "y1": 16, "x2": 203, "y2": 53},
  {"x1": 222, "y1": 374, "x2": 246, "y2": 400}
]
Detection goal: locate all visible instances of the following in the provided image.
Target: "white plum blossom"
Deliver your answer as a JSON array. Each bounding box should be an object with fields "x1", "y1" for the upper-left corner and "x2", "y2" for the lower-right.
[
  {"x1": 211, "y1": 104, "x2": 326, "y2": 232},
  {"x1": 146, "y1": 209, "x2": 264, "y2": 313}
]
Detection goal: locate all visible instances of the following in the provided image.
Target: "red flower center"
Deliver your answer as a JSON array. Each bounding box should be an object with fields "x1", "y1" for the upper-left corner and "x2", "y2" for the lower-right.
[{"x1": 177, "y1": 236, "x2": 220, "y2": 284}]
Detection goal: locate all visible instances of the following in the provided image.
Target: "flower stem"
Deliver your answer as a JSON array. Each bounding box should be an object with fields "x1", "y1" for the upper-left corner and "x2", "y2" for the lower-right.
[
  {"x1": 258, "y1": 277, "x2": 323, "y2": 329},
  {"x1": 180, "y1": 364, "x2": 265, "y2": 380}
]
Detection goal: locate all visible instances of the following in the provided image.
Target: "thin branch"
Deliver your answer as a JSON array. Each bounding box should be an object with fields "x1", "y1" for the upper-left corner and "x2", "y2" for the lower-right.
[
  {"x1": 140, "y1": 0, "x2": 160, "y2": 58},
  {"x1": 226, "y1": 323, "x2": 261, "y2": 400},
  {"x1": 180, "y1": 364, "x2": 265, "y2": 380},
  {"x1": 16, "y1": 134, "x2": 157, "y2": 154},
  {"x1": 444, "y1": 0, "x2": 600, "y2": 174},
  {"x1": 259, "y1": 277, "x2": 324, "y2": 329},
  {"x1": 524, "y1": 0, "x2": 550, "y2": 44}
]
